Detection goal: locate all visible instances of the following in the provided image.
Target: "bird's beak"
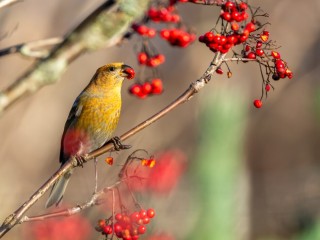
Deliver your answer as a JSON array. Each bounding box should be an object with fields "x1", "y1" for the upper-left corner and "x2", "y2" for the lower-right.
[{"x1": 121, "y1": 65, "x2": 135, "y2": 80}]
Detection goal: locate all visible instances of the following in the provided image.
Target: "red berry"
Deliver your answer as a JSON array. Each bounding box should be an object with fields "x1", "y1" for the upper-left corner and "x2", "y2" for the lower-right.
[
  {"x1": 139, "y1": 209, "x2": 147, "y2": 218},
  {"x1": 265, "y1": 84, "x2": 271, "y2": 92},
  {"x1": 137, "y1": 52, "x2": 147, "y2": 65},
  {"x1": 256, "y1": 41, "x2": 262, "y2": 48},
  {"x1": 239, "y1": 2, "x2": 248, "y2": 10},
  {"x1": 114, "y1": 223, "x2": 123, "y2": 233},
  {"x1": 224, "y1": 1, "x2": 235, "y2": 10},
  {"x1": 142, "y1": 82, "x2": 152, "y2": 94},
  {"x1": 255, "y1": 49, "x2": 264, "y2": 57},
  {"x1": 147, "y1": 208, "x2": 155, "y2": 218},
  {"x1": 275, "y1": 59, "x2": 285, "y2": 69},
  {"x1": 277, "y1": 67, "x2": 286, "y2": 74},
  {"x1": 155, "y1": 54, "x2": 165, "y2": 64},
  {"x1": 132, "y1": 235, "x2": 139, "y2": 240},
  {"x1": 147, "y1": 28, "x2": 156, "y2": 38},
  {"x1": 216, "y1": 67, "x2": 223, "y2": 74},
  {"x1": 241, "y1": 11, "x2": 249, "y2": 20},
  {"x1": 102, "y1": 225, "x2": 113, "y2": 235},
  {"x1": 151, "y1": 78, "x2": 163, "y2": 94},
  {"x1": 115, "y1": 213, "x2": 123, "y2": 222},
  {"x1": 271, "y1": 51, "x2": 281, "y2": 59},
  {"x1": 171, "y1": 14, "x2": 180, "y2": 22},
  {"x1": 178, "y1": 33, "x2": 191, "y2": 47},
  {"x1": 124, "y1": 67, "x2": 135, "y2": 79},
  {"x1": 221, "y1": 12, "x2": 232, "y2": 21},
  {"x1": 130, "y1": 212, "x2": 141, "y2": 222},
  {"x1": 146, "y1": 58, "x2": 158, "y2": 67},
  {"x1": 231, "y1": 11, "x2": 240, "y2": 21},
  {"x1": 239, "y1": 34, "x2": 248, "y2": 43},
  {"x1": 98, "y1": 219, "x2": 106, "y2": 228},
  {"x1": 138, "y1": 225, "x2": 146, "y2": 235},
  {"x1": 160, "y1": 29, "x2": 170, "y2": 39},
  {"x1": 227, "y1": 34, "x2": 237, "y2": 44},
  {"x1": 245, "y1": 22, "x2": 256, "y2": 32},
  {"x1": 260, "y1": 34, "x2": 269, "y2": 42},
  {"x1": 134, "y1": 25, "x2": 148, "y2": 35},
  {"x1": 247, "y1": 52, "x2": 256, "y2": 59},
  {"x1": 263, "y1": 30, "x2": 270, "y2": 36},
  {"x1": 129, "y1": 84, "x2": 142, "y2": 95},
  {"x1": 245, "y1": 44, "x2": 250, "y2": 52},
  {"x1": 204, "y1": 31, "x2": 214, "y2": 42},
  {"x1": 220, "y1": 35, "x2": 227, "y2": 45},
  {"x1": 213, "y1": 34, "x2": 222, "y2": 44},
  {"x1": 230, "y1": 22, "x2": 239, "y2": 31},
  {"x1": 285, "y1": 69, "x2": 293, "y2": 79},
  {"x1": 253, "y1": 99, "x2": 263, "y2": 108},
  {"x1": 148, "y1": 7, "x2": 158, "y2": 19},
  {"x1": 142, "y1": 217, "x2": 150, "y2": 224}
]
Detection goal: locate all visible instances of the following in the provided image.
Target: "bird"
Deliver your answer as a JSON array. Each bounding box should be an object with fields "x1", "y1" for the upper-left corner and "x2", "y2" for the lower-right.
[{"x1": 45, "y1": 62, "x2": 135, "y2": 208}]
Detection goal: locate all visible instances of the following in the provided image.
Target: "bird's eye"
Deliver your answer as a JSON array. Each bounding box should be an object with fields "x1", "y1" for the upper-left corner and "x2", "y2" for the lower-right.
[{"x1": 109, "y1": 66, "x2": 116, "y2": 72}]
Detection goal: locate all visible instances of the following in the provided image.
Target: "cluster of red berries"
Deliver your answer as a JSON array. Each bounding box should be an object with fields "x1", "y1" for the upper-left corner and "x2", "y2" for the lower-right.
[
  {"x1": 132, "y1": 24, "x2": 156, "y2": 38},
  {"x1": 271, "y1": 52, "x2": 293, "y2": 80},
  {"x1": 97, "y1": 208, "x2": 156, "y2": 240},
  {"x1": 241, "y1": 30, "x2": 293, "y2": 79},
  {"x1": 129, "y1": 78, "x2": 163, "y2": 99},
  {"x1": 137, "y1": 53, "x2": 165, "y2": 67},
  {"x1": 148, "y1": 6, "x2": 180, "y2": 23},
  {"x1": 198, "y1": 1, "x2": 256, "y2": 53},
  {"x1": 160, "y1": 28, "x2": 196, "y2": 48},
  {"x1": 221, "y1": 1, "x2": 249, "y2": 23}
]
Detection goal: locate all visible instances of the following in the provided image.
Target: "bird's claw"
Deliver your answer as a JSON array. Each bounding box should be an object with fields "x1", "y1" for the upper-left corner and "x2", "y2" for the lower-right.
[
  {"x1": 75, "y1": 155, "x2": 86, "y2": 167},
  {"x1": 111, "y1": 137, "x2": 131, "y2": 151}
]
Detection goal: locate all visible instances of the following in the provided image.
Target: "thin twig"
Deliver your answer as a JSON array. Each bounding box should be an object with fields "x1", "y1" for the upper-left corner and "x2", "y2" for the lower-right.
[
  {"x1": 19, "y1": 180, "x2": 123, "y2": 223},
  {"x1": 0, "y1": 53, "x2": 226, "y2": 238}
]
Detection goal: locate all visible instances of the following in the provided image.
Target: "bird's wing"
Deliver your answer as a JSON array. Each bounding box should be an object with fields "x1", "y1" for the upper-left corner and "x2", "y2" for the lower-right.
[{"x1": 59, "y1": 97, "x2": 83, "y2": 164}]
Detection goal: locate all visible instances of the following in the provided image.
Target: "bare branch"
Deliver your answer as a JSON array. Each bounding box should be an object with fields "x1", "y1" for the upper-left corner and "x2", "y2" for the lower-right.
[
  {"x1": 0, "y1": 52, "x2": 226, "y2": 238},
  {"x1": 0, "y1": 0, "x2": 149, "y2": 115}
]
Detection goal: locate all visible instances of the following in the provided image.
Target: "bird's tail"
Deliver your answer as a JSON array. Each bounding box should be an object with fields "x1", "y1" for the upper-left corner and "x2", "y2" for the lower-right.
[{"x1": 45, "y1": 170, "x2": 73, "y2": 208}]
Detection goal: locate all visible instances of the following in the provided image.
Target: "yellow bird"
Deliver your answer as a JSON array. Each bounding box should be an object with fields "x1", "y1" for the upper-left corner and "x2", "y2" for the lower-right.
[{"x1": 46, "y1": 63, "x2": 135, "y2": 208}]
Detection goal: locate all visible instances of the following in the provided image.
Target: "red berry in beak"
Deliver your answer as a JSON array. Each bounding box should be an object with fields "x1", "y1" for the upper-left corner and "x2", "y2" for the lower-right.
[{"x1": 122, "y1": 65, "x2": 135, "y2": 80}]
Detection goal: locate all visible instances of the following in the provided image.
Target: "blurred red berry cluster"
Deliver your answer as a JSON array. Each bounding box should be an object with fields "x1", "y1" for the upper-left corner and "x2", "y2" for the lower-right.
[
  {"x1": 97, "y1": 208, "x2": 155, "y2": 240},
  {"x1": 148, "y1": 6, "x2": 180, "y2": 23},
  {"x1": 24, "y1": 215, "x2": 91, "y2": 240},
  {"x1": 129, "y1": 78, "x2": 163, "y2": 99},
  {"x1": 126, "y1": 150, "x2": 186, "y2": 194},
  {"x1": 147, "y1": 233, "x2": 175, "y2": 240},
  {"x1": 160, "y1": 28, "x2": 196, "y2": 47},
  {"x1": 130, "y1": 0, "x2": 195, "y2": 99},
  {"x1": 138, "y1": 53, "x2": 165, "y2": 67}
]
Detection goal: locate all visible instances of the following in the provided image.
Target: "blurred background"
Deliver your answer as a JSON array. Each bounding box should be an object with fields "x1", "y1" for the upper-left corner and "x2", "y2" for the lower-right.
[{"x1": 0, "y1": 0, "x2": 319, "y2": 239}]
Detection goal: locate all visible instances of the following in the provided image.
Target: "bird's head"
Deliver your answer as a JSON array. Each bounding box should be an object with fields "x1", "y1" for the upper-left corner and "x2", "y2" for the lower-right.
[{"x1": 93, "y1": 63, "x2": 135, "y2": 87}]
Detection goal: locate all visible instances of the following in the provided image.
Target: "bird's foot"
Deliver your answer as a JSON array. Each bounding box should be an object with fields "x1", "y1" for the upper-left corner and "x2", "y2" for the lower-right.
[
  {"x1": 75, "y1": 155, "x2": 86, "y2": 167},
  {"x1": 110, "y1": 136, "x2": 131, "y2": 151}
]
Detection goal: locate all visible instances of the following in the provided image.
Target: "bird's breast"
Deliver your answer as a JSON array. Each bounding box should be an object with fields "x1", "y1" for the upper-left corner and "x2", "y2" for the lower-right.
[{"x1": 73, "y1": 95, "x2": 121, "y2": 151}]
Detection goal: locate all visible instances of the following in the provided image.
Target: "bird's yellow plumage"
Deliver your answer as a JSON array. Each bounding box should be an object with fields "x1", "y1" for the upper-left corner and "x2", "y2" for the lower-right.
[{"x1": 46, "y1": 62, "x2": 135, "y2": 208}]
